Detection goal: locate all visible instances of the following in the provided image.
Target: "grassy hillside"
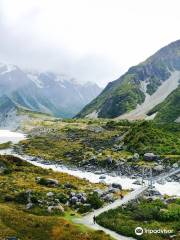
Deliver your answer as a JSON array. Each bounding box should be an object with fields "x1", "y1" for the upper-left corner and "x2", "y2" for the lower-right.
[
  {"x1": 148, "y1": 86, "x2": 180, "y2": 123},
  {"x1": 0, "y1": 155, "x2": 112, "y2": 240},
  {"x1": 124, "y1": 121, "x2": 180, "y2": 156},
  {"x1": 76, "y1": 40, "x2": 180, "y2": 119},
  {"x1": 76, "y1": 73, "x2": 145, "y2": 118}
]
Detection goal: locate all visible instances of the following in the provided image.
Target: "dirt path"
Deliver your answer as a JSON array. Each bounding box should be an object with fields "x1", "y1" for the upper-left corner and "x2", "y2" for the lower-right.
[{"x1": 74, "y1": 186, "x2": 148, "y2": 240}]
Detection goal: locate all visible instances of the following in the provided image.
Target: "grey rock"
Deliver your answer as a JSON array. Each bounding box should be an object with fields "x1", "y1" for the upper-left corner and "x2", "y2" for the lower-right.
[
  {"x1": 70, "y1": 192, "x2": 76, "y2": 197},
  {"x1": 103, "y1": 193, "x2": 114, "y2": 202},
  {"x1": 106, "y1": 157, "x2": 113, "y2": 164},
  {"x1": 154, "y1": 165, "x2": 164, "y2": 172},
  {"x1": 81, "y1": 196, "x2": 87, "y2": 203},
  {"x1": 70, "y1": 196, "x2": 78, "y2": 204},
  {"x1": 165, "y1": 197, "x2": 179, "y2": 204},
  {"x1": 76, "y1": 193, "x2": 83, "y2": 199},
  {"x1": 47, "y1": 204, "x2": 64, "y2": 213},
  {"x1": 46, "y1": 178, "x2": 59, "y2": 185},
  {"x1": 144, "y1": 153, "x2": 157, "y2": 161},
  {"x1": 112, "y1": 183, "x2": 122, "y2": 190},
  {"x1": 172, "y1": 163, "x2": 178, "y2": 168},
  {"x1": 26, "y1": 202, "x2": 33, "y2": 210},
  {"x1": 132, "y1": 180, "x2": 142, "y2": 185},
  {"x1": 108, "y1": 187, "x2": 119, "y2": 193},
  {"x1": 46, "y1": 192, "x2": 54, "y2": 197},
  {"x1": 99, "y1": 175, "x2": 106, "y2": 180}
]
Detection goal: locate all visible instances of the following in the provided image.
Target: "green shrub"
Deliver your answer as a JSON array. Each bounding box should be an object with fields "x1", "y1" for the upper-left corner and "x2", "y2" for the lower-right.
[
  {"x1": 15, "y1": 192, "x2": 29, "y2": 204},
  {"x1": 87, "y1": 192, "x2": 103, "y2": 209},
  {"x1": 56, "y1": 193, "x2": 68, "y2": 204},
  {"x1": 78, "y1": 204, "x2": 92, "y2": 213}
]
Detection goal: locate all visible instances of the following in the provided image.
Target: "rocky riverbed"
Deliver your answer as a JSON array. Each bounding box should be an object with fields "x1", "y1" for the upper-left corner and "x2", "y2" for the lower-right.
[{"x1": 0, "y1": 130, "x2": 180, "y2": 196}]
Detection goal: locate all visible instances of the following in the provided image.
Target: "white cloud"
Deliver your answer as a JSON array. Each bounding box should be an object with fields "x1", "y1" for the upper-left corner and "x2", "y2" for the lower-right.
[{"x1": 0, "y1": 0, "x2": 180, "y2": 86}]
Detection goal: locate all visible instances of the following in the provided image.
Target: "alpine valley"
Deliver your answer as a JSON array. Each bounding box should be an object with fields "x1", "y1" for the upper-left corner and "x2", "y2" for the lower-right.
[{"x1": 0, "y1": 40, "x2": 180, "y2": 240}]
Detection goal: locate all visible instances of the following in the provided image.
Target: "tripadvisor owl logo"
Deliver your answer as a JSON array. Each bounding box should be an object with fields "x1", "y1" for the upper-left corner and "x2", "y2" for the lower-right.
[{"x1": 135, "y1": 227, "x2": 144, "y2": 236}]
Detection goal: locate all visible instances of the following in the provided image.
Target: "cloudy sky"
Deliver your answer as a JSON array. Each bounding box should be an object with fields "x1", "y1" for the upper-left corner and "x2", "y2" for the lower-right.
[{"x1": 0, "y1": 0, "x2": 180, "y2": 86}]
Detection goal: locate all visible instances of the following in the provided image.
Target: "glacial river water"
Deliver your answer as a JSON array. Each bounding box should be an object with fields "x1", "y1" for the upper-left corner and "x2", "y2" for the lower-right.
[{"x1": 0, "y1": 130, "x2": 179, "y2": 196}]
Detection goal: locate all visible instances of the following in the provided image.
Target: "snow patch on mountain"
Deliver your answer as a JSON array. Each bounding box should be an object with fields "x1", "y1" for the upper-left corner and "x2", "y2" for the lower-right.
[
  {"x1": 117, "y1": 71, "x2": 180, "y2": 120},
  {"x1": 27, "y1": 73, "x2": 44, "y2": 88},
  {"x1": 0, "y1": 63, "x2": 17, "y2": 75}
]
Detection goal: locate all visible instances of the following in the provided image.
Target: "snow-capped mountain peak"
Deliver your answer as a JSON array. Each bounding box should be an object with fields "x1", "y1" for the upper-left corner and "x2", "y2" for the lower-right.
[{"x1": 0, "y1": 62, "x2": 102, "y2": 118}]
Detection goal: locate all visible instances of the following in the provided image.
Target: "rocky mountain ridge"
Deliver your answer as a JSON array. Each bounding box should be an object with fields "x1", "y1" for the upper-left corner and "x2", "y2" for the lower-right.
[
  {"x1": 76, "y1": 40, "x2": 180, "y2": 122},
  {"x1": 0, "y1": 63, "x2": 102, "y2": 119}
]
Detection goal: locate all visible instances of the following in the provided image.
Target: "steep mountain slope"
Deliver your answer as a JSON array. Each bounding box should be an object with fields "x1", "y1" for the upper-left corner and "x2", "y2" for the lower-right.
[
  {"x1": 76, "y1": 40, "x2": 180, "y2": 119},
  {"x1": 147, "y1": 86, "x2": 180, "y2": 123},
  {"x1": 26, "y1": 71, "x2": 101, "y2": 117},
  {"x1": 0, "y1": 94, "x2": 54, "y2": 129},
  {"x1": 0, "y1": 63, "x2": 101, "y2": 118}
]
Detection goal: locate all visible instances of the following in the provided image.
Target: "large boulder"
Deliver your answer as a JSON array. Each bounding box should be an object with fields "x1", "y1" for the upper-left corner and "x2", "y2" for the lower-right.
[
  {"x1": 99, "y1": 175, "x2": 106, "y2": 180},
  {"x1": 37, "y1": 178, "x2": 59, "y2": 187},
  {"x1": 47, "y1": 204, "x2": 64, "y2": 213},
  {"x1": 70, "y1": 196, "x2": 78, "y2": 204},
  {"x1": 148, "y1": 189, "x2": 162, "y2": 196},
  {"x1": 172, "y1": 163, "x2": 179, "y2": 168},
  {"x1": 165, "y1": 197, "x2": 179, "y2": 204},
  {"x1": 103, "y1": 193, "x2": 114, "y2": 202},
  {"x1": 112, "y1": 183, "x2": 122, "y2": 190},
  {"x1": 144, "y1": 153, "x2": 157, "y2": 161},
  {"x1": 154, "y1": 165, "x2": 164, "y2": 172},
  {"x1": 88, "y1": 126, "x2": 104, "y2": 133},
  {"x1": 80, "y1": 196, "x2": 87, "y2": 203},
  {"x1": 106, "y1": 157, "x2": 113, "y2": 164}
]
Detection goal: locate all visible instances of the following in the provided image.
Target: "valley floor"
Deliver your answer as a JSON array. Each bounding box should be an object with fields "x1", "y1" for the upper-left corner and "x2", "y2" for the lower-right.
[{"x1": 0, "y1": 117, "x2": 180, "y2": 240}]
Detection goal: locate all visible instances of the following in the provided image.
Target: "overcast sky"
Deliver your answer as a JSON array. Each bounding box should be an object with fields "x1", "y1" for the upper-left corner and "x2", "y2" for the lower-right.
[{"x1": 0, "y1": 0, "x2": 180, "y2": 86}]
